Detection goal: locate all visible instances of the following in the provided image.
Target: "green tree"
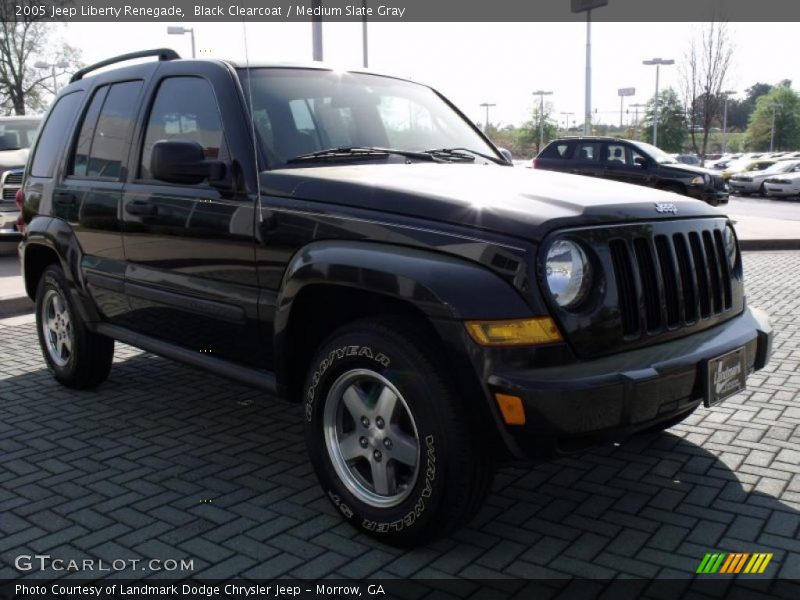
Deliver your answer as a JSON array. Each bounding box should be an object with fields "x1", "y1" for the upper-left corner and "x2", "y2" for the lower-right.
[
  {"x1": 744, "y1": 83, "x2": 800, "y2": 151},
  {"x1": 515, "y1": 101, "x2": 557, "y2": 156},
  {"x1": 639, "y1": 88, "x2": 687, "y2": 153},
  {"x1": 0, "y1": 4, "x2": 82, "y2": 115}
]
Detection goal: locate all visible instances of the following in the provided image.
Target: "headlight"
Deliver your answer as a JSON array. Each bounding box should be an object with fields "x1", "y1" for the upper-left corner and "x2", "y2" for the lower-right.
[
  {"x1": 545, "y1": 240, "x2": 592, "y2": 309},
  {"x1": 723, "y1": 225, "x2": 737, "y2": 269},
  {"x1": 690, "y1": 176, "x2": 704, "y2": 185}
]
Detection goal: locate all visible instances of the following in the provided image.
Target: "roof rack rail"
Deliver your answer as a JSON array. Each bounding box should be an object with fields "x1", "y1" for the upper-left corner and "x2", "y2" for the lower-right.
[{"x1": 70, "y1": 48, "x2": 181, "y2": 83}]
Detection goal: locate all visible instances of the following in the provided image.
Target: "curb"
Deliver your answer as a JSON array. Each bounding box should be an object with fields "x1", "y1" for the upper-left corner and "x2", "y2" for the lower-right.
[
  {"x1": 0, "y1": 295, "x2": 33, "y2": 319},
  {"x1": 740, "y1": 239, "x2": 800, "y2": 251}
]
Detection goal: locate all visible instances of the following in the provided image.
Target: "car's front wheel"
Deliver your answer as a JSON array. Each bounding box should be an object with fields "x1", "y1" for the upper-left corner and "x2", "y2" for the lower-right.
[
  {"x1": 303, "y1": 318, "x2": 493, "y2": 546},
  {"x1": 35, "y1": 264, "x2": 114, "y2": 389}
]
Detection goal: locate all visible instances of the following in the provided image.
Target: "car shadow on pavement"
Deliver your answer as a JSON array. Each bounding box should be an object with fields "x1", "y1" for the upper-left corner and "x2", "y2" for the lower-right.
[{"x1": 0, "y1": 344, "x2": 798, "y2": 591}]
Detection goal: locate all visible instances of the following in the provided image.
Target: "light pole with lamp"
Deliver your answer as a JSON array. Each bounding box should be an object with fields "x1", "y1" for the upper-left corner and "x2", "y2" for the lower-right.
[
  {"x1": 560, "y1": 111, "x2": 574, "y2": 133},
  {"x1": 642, "y1": 57, "x2": 674, "y2": 146},
  {"x1": 721, "y1": 89, "x2": 736, "y2": 153},
  {"x1": 479, "y1": 103, "x2": 496, "y2": 133},
  {"x1": 33, "y1": 60, "x2": 70, "y2": 94},
  {"x1": 571, "y1": 0, "x2": 608, "y2": 135},
  {"x1": 532, "y1": 90, "x2": 553, "y2": 150},
  {"x1": 770, "y1": 103, "x2": 782, "y2": 152},
  {"x1": 167, "y1": 26, "x2": 196, "y2": 58}
]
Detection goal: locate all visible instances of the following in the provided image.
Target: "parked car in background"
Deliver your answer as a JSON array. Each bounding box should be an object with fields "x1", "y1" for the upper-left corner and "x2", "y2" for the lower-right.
[
  {"x1": 671, "y1": 153, "x2": 702, "y2": 166},
  {"x1": 533, "y1": 136, "x2": 729, "y2": 205},
  {"x1": 0, "y1": 116, "x2": 41, "y2": 242},
  {"x1": 729, "y1": 160, "x2": 800, "y2": 196},
  {"x1": 721, "y1": 158, "x2": 777, "y2": 181},
  {"x1": 764, "y1": 172, "x2": 800, "y2": 198}
]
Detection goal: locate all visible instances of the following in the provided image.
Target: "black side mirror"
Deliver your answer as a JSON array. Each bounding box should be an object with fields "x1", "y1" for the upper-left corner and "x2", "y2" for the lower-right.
[
  {"x1": 150, "y1": 140, "x2": 226, "y2": 185},
  {"x1": 634, "y1": 156, "x2": 648, "y2": 168},
  {"x1": 498, "y1": 148, "x2": 513, "y2": 163}
]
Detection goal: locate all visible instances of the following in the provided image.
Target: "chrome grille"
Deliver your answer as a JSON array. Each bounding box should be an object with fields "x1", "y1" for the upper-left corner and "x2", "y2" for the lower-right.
[
  {"x1": 0, "y1": 169, "x2": 23, "y2": 205},
  {"x1": 610, "y1": 229, "x2": 734, "y2": 338}
]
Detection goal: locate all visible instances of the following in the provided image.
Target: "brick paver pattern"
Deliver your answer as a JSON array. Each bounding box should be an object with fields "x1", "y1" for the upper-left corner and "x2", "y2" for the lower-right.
[{"x1": 0, "y1": 252, "x2": 798, "y2": 580}]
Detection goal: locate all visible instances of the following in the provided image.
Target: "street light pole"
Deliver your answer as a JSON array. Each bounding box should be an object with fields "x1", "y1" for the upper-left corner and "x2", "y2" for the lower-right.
[
  {"x1": 312, "y1": 0, "x2": 323, "y2": 61},
  {"x1": 643, "y1": 57, "x2": 674, "y2": 147},
  {"x1": 532, "y1": 90, "x2": 553, "y2": 150},
  {"x1": 33, "y1": 60, "x2": 70, "y2": 94},
  {"x1": 479, "y1": 102, "x2": 496, "y2": 133},
  {"x1": 362, "y1": 0, "x2": 368, "y2": 68},
  {"x1": 560, "y1": 111, "x2": 574, "y2": 133},
  {"x1": 584, "y1": 10, "x2": 592, "y2": 135},
  {"x1": 167, "y1": 26, "x2": 195, "y2": 58},
  {"x1": 770, "y1": 103, "x2": 782, "y2": 152},
  {"x1": 629, "y1": 103, "x2": 646, "y2": 133},
  {"x1": 721, "y1": 90, "x2": 736, "y2": 153}
]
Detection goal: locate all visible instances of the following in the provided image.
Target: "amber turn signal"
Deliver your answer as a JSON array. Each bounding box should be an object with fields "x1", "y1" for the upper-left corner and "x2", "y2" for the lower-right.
[
  {"x1": 494, "y1": 393, "x2": 526, "y2": 425},
  {"x1": 465, "y1": 317, "x2": 562, "y2": 346}
]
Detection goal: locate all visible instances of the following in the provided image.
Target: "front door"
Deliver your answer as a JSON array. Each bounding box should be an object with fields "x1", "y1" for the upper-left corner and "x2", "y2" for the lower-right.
[{"x1": 121, "y1": 72, "x2": 261, "y2": 367}]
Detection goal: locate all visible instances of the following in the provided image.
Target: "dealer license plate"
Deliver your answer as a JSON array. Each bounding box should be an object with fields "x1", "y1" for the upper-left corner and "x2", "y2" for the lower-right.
[{"x1": 705, "y1": 346, "x2": 747, "y2": 407}]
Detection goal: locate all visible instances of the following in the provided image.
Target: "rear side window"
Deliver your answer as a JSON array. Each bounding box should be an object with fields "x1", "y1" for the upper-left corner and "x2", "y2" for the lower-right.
[
  {"x1": 76, "y1": 81, "x2": 142, "y2": 179},
  {"x1": 576, "y1": 142, "x2": 602, "y2": 162},
  {"x1": 29, "y1": 92, "x2": 83, "y2": 178},
  {"x1": 541, "y1": 141, "x2": 575, "y2": 159},
  {"x1": 140, "y1": 77, "x2": 227, "y2": 180},
  {"x1": 70, "y1": 87, "x2": 108, "y2": 177}
]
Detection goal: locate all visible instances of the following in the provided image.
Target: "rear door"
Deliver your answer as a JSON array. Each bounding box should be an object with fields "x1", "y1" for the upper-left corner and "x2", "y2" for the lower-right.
[
  {"x1": 120, "y1": 64, "x2": 262, "y2": 367},
  {"x1": 54, "y1": 80, "x2": 144, "y2": 322},
  {"x1": 573, "y1": 140, "x2": 605, "y2": 177}
]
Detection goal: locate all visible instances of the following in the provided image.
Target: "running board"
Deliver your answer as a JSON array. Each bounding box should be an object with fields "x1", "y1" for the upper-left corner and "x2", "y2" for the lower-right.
[{"x1": 93, "y1": 323, "x2": 279, "y2": 394}]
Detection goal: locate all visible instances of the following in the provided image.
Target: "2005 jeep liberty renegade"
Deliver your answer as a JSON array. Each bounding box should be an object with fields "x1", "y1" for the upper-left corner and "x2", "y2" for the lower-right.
[{"x1": 18, "y1": 50, "x2": 772, "y2": 545}]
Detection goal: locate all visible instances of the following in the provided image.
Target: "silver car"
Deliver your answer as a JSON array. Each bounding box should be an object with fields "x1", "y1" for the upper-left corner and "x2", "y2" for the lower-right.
[
  {"x1": 0, "y1": 116, "x2": 41, "y2": 242},
  {"x1": 728, "y1": 159, "x2": 800, "y2": 196}
]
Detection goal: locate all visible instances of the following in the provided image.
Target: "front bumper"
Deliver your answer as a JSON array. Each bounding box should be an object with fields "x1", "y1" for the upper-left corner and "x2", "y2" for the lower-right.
[
  {"x1": 688, "y1": 186, "x2": 729, "y2": 205},
  {"x1": 729, "y1": 180, "x2": 760, "y2": 194},
  {"x1": 765, "y1": 186, "x2": 797, "y2": 197},
  {"x1": 488, "y1": 306, "x2": 772, "y2": 457},
  {"x1": 0, "y1": 210, "x2": 22, "y2": 243}
]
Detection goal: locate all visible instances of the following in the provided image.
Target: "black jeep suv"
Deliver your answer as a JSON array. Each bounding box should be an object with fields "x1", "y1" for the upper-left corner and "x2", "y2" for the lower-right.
[
  {"x1": 534, "y1": 137, "x2": 730, "y2": 206},
  {"x1": 19, "y1": 50, "x2": 771, "y2": 545}
]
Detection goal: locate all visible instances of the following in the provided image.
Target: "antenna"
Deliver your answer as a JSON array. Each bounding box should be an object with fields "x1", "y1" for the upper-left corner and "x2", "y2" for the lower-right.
[{"x1": 242, "y1": 22, "x2": 263, "y2": 224}]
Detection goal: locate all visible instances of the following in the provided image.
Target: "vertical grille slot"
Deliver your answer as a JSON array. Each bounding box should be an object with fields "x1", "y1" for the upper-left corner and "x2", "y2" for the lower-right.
[
  {"x1": 609, "y1": 239, "x2": 639, "y2": 336},
  {"x1": 702, "y1": 230, "x2": 724, "y2": 314},
  {"x1": 673, "y1": 233, "x2": 697, "y2": 323},
  {"x1": 713, "y1": 229, "x2": 733, "y2": 309},
  {"x1": 633, "y1": 237, "x2": 661, "y2": 332},
  {"x1": 689, "y1": 232, "x2": 711, "y2": 318},
  {"x1": 655, "y1": 235, "x2": 680, "y2": 327}
]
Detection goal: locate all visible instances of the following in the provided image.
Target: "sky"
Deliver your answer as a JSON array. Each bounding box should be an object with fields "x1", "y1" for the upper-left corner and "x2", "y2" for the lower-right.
[{"x1": 53, "y1": 21, "x2": 796, "y2": 129}]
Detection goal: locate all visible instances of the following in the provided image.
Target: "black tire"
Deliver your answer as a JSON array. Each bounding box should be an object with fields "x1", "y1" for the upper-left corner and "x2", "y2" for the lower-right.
[
  {"x1": 303, "y1": 317, "x2": 493, "y2": 546},
  {"x1": 35, "y1": 264, "x2": 114, "y2": 389},
  {"x1": 758, "y1": 182, "x2": 767, "y2": 197}
]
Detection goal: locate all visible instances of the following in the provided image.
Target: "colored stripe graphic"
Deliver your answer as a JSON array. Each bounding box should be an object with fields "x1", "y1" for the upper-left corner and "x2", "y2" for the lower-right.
[{"x1": 697, "y1": 552, "x2": 773, "y2": 574}]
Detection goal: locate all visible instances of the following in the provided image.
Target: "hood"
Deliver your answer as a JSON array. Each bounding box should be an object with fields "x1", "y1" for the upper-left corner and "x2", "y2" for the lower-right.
[
  {"x1": 659, "y1": 162, "x2": 718, "y2": 177},
  {"x1": 0, "y1": 148, "x2": 28, "y2": 169},
  {"x1": 261, "y1": 163, "x2": 724, "y2": 241}
]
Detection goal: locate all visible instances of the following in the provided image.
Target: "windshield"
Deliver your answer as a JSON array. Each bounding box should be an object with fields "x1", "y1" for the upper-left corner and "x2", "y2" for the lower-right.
[
  {"x1": 237, "y1": 68, "x2": 500, "y2": 167},
  {"x1": 0, "y1": 119, "x2": 39, "y2": 151},
  {"x1": 630, "y1": 140, "x2": 677, "y2": 164}
]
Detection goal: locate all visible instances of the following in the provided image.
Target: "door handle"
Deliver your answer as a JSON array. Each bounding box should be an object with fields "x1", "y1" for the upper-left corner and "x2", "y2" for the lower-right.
[
  {"x1": 54, "y1": 192, "x2": 76, "y2": 206},
  {"x1": 125, "y1": 200, "x2": 157, "y2": 216}
]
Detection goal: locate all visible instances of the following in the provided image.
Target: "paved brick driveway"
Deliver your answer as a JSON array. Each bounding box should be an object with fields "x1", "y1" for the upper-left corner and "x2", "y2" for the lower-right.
[{"x1": 1, "y1": 252, "x2": 798, "y2": 581}]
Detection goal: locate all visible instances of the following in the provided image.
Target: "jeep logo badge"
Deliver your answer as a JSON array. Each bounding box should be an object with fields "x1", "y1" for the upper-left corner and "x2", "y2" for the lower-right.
[{"x1": 655, "y1": 202, "x2": 678, "y2": 214}]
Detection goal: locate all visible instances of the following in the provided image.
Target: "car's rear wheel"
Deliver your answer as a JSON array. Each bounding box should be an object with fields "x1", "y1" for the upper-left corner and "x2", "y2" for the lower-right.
[
  {"x1": 759, "y1": 182, "x2": 767, "y2": 197},
  {"x1": 35, "y1": 264, "x2": 114, "y2": 389},
  {"x1": 303, "y1": 317, "x2": 493, "y2": 546}
]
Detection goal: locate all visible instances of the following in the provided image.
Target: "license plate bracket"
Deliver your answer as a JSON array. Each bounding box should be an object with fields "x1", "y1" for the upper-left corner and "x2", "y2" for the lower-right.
[{"x1": 704, "y1": 346, "x2": 747, "y2": 407}]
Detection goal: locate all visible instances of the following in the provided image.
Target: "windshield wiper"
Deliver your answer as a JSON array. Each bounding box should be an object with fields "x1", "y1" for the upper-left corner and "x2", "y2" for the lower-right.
[
  {"x1": 423, "y1": 147, "x2": 504, "y2": 163},
  {"x1": 286, "y1": 146, "x2": 441, "y2": 164}
]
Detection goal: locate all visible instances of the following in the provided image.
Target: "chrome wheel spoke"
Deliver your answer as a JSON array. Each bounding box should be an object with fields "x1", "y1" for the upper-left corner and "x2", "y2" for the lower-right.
[
  {"x1": 61, "y1": 336, "x2": 72, "y2": 355},
  {"x1": 374, "y1": 385, "x2": 398, "y2": 421},
  {"x1": 339, "y1": 433, "x2": 365, "y2": 461},
  {"x1": 342, "y1": 385, "x2": 369, "y2": 420},
  {"x1": 46, "y1": 316, "x2": 58, "y2": 336},
  {"x1": 370, "y1": 459, "x2": 391, "y2": 495},
  {"x1": 389, "y1": 429, "x2": 418, "y2": 467}
]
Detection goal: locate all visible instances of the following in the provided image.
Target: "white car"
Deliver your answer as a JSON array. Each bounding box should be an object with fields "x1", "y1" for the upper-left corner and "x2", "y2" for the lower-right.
[
  {"x1": 729, "y1": 159, "x2": 800, "y2": 196},
  {"x1": 763, "y1": 171, "x2": 800, "y2": 198}
]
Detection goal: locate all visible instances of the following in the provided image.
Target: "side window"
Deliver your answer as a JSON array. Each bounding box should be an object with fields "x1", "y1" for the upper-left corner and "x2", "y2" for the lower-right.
[
  {"x1": 68, "y1": 81, "x2": 142, "y2": 179},
  {"x1": 29, "y1": 92, "x2": 84, "y2": 178},
  {"x1": 140, "y1": 77, "x2": 227, "y2": 180},
  {"x1": 70, "y1": 86, "x2": 108, "y2": 177},
  {"x1": 604, "y1": 143, "x2": 629, "y2": 165},
  {"x1": 541, "y1": 141, "x2": 575, "y2": 159},
  {"x1": 576, "y1": 142, "x2": 602, "y2": 162}
]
